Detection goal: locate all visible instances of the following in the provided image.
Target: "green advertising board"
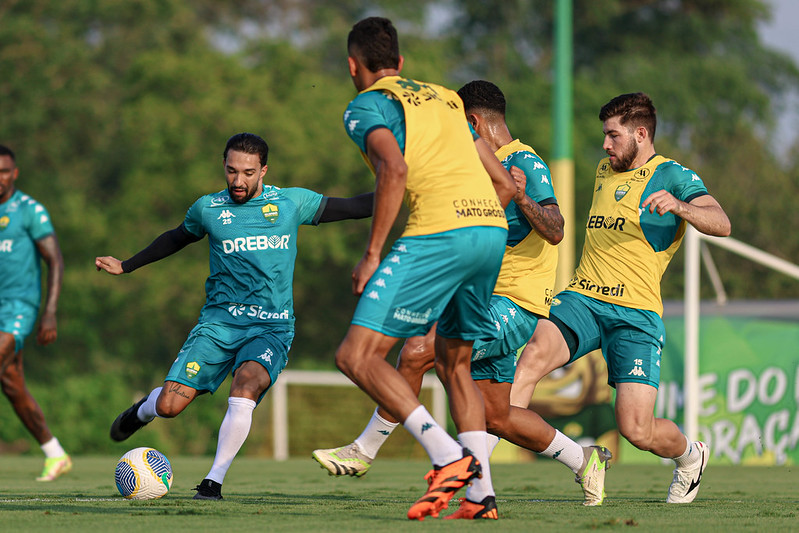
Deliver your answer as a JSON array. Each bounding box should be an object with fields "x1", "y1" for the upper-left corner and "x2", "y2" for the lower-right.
[{"x1": 517, "y1": 302, "x2": 799, "y2": 466}]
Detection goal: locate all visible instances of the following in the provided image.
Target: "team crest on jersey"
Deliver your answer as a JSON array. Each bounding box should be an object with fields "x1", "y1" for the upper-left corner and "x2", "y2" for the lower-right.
[
  {"x1": 185, "y1": 361, "x2": 201, "y2": 378},
  {"x1": 615, "y1": 184, "x2": 631, "y2": 201},
  {"x1": 262, "y1": 203, "x2": 279, "y2": 222},
  {"x1": 0, "y1": 215, "x2": 9, "y2": 229}
]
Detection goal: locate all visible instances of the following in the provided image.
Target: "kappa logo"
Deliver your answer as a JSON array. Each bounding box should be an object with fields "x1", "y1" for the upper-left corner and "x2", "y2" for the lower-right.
[
  {"x1": 347, "y1": 119, "x2": 360, "y2": 133},
  {"x1": 389, "y1": 255, "x2": 400, "y2": 264},
  {"x1": 420, "y1": 422, "x2": 433, "y2": 434},
  {"x1": 541, "y1": 175, "x2": 550, "y2": 185},
  {"x1": 628, "y1": 359, "x2": 647, "y2": 377},
  {"x1": 691, "y1": 173, "x2": 701, "y2": 181},
  {"x1": 396, "y1": 244, "x2": 407, "y2": 252},
  {"x1": 262, "y1": 203, "x2": 278, "y2": 222},
  {"x1": 374, "y1": 278, "x2": 387, "y2": 288},
  {"x1": 218, "y1": 209, "x2": 236, "y2": 225},
  {"x1": 258, "y1": 349, "x2": 274, "y2": 364},
  {"x1": 380, "y1": 266, "x2": 393, "y2": 276},
  {"x1": 366, "y1": 290, "x2": 380, "y2": 301}
]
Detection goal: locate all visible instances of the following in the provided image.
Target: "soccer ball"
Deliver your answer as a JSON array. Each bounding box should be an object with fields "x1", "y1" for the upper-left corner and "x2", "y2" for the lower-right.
[{"x1": 115, "y1": 447, "x2": 173, "y2": 500}]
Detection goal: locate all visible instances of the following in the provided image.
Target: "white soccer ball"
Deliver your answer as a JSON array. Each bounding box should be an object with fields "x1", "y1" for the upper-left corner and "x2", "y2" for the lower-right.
[{"x1": 115, "y1": 447, "x2": 173, "y2": 500}]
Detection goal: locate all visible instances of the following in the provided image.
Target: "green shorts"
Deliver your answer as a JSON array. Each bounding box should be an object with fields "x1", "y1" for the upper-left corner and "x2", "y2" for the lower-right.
[
  {"x1": 548, "y1": 291, "x2": 664, "y2": 388},
  {"x1": 164, "y1": 321, "x2": 293, "y2": 403},
  {"x1": 352, "y1": 226, "x2": 507, "y2": 341},
  {"x1": 470, "y1": 296, "x2": 541, "y2": 383},
  {"x1": 0, "y1": 299, "x2": 37, "y2": 352}
]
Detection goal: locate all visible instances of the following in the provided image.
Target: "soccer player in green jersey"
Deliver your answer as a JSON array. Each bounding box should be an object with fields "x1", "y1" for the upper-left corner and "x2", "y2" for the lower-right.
[
  {"x1": 333, "y1": 18, "x2": 517, "y2": 521},
  {"x1": 96, "y1": 132, "x2": 372, "y2": 500},
  {"x1": 314, "y1": 80, "x2": 611, "y2": 513},
  {"x1": 513, "y1": 93, "x2": 731, "y2": 504},
  {"x1": 0, "y1": 144, "x2": 71, "y2": 481}
]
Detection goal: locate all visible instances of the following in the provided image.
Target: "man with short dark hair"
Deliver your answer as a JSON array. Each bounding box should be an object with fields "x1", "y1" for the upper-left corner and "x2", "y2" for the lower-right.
[
  {"x1": 513, "y1": 92, "x2": 731, "y2": 504},
  {"x1": 333, "y1": 17, "x2": 518, "y2": 521},
  {"x1": 0, "y1": 144, "x2": 70, "y2": 481},
  {"x1": 97, "y1": 132, "x2": 373, "y2": 500},
  {"x1": 315, "y1": 80, "x2": 612, "y2": 514}
]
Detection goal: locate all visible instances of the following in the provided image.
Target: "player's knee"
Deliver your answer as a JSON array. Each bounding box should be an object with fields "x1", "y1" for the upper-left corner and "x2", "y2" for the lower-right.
[
  {"x1": 154, "y1": 398, "x2": 181, "y2": 418},
  {"x1": 618, "y1": 421, "x2": 654, "y2": 451}
]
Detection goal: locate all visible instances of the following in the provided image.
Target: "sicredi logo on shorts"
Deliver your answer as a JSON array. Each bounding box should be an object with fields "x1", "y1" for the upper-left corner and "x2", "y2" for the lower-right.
[{"x1": 222, "y1": 235, "x2": 291, "y2": 254}]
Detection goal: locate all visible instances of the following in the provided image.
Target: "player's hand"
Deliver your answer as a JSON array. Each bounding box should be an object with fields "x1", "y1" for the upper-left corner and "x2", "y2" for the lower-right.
[
  {"x1": 352, "y1": 252, "x2": 380, "y2": 296},
  {"x1": 95, "y1": 256, "x2": 124, "y2": 275},
  {"x1": 36, "y1": 312, "x2": 57, "y2": 345},
  {"x1": 642, "y1": 189, "x2": 684, "y2": 216},
  {"x1": 510, "y1": 165, "x2": 527, "y2": 203}
]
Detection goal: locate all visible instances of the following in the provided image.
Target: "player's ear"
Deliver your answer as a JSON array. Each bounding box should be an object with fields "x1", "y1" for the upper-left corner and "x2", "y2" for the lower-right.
[
  {"x1": 260, "y1": 164, "x2": 268, "y2": 179},
  {"x1": 347, "y1": 55, "x2": 358, "y2": 78},
  {"x1": 397, "y1": 54, "x2": 404, "y2": 73},
  {"x1": 635, "y1": 125, "x2": 648, "y2": 143}
]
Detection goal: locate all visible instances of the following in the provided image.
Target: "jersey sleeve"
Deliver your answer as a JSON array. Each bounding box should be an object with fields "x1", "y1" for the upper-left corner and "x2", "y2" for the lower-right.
[
  {"x1": 343, "y1": 91, "x2": 406, "y2": 153},
  {"x1": 183, "y1": 196, "x2": 207, "y2": 238},
  {"x1": 282, "y1": 187, "x2": 325, "y2": 225},
  {"x1": 661, "y1": 161, "x2": 709, "y2": 203},
  {"x1": 25, "y1": 200, "x2": 55, "y2": 241},
  {"x1": 511, "y1": 151, "x2": 557, "y2": 205}
]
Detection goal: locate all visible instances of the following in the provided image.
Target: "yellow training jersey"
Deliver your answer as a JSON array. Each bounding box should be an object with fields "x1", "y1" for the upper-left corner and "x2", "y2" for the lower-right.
[
  {"x1": 357, "y1": 76, "x2": 508, "y2": 237},
  {"x1": 492, "y1": 140, "x2": 558, "y2": 316},
  {"x1": 568, "y1": 155, "x2": 709, "y2": 316}
]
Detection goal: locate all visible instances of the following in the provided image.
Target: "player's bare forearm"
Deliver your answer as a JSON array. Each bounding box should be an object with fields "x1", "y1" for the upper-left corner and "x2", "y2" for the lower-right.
[
  {"x1": 354, "y1": 128, "x2": 407, "y2": 294},
  {"x1": 644, "y1": 191, "x2": 731, "y2": 237},
  {"x1": 516, "y1": 200, "x2": 564, "y2": 245},
  {"x1": 36, "y1": 234, "x2": 64, "y2": 318}
]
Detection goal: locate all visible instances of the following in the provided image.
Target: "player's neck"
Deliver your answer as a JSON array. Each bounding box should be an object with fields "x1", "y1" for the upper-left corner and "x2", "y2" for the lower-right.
[
  {"x1": 628, "y1": 145, "x2": 656, "y2": 171},
  {"x1": 480, "y1": 122, "x2": 513, "y2": 153}
]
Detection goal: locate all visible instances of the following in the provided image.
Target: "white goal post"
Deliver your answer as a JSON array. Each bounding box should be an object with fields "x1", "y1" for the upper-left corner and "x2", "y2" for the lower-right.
[
  {"x1": 271, "y1": 370, "x2": 447, "y2": 460},
  {"x1": 683, "y1": 227, "x2": 799, "y2": 440}
]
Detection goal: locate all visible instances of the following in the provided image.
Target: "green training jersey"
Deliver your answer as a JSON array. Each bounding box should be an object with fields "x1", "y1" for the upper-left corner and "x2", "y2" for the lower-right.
[
  {"x1": 0, "y1": 190, "x2": 55, "y2": 307},
  {"x1": 183, "y1": 185, "x2": 325, "y2": 327}
]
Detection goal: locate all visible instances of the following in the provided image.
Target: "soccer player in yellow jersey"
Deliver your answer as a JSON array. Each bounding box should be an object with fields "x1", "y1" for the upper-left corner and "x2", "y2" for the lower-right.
[
  {"x1": 513, "y1": 92, "x2": 731, "y2": 504},
  {"x1": 333, "y1": 18, "x2": 515, "y2": 521},
  {"x1": 315, "y1": 80, "x2": 612, "y2": 513}
]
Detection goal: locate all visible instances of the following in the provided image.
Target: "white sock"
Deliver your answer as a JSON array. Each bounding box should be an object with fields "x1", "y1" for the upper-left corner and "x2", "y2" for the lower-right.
[
  {"x1": 486, "y1": 433, "x2": 500, "y2": 457},
  {"x1": 41, "y1": 437, "x2": 66, "y2": 458},
  {"x1": 460, "y1": 431, "x2": 495, "y2": 502},
  {"x1": 206, "y1": 397, "x2": 256, "y2": 484},
  {"x1": 137, "y1": 387, "x2": 163, "y2": 421},
  {"x1": 673, "y1": 436, "x2": 697, "y2": 466},
  {"x1": 540, "y1": 430, "x2": 584, "y2": 474},
  {"x1": 354, "y1": 408, "x2": 399, "y2": 459},
  {"x1": 403, "y1": 405, "x2": 461, "y2": 466}
]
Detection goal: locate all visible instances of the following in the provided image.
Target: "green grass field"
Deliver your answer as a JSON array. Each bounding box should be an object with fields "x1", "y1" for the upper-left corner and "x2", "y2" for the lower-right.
[{"x1": 1, "y1": 455, "x2": 796, "y2": 532}]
